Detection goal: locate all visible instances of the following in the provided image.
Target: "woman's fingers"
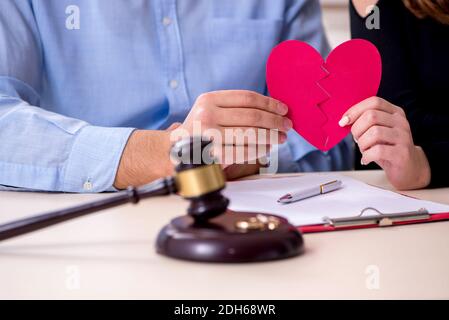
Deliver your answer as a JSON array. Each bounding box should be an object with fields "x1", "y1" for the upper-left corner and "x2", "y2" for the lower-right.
[
  {"x1": 357, "y1": 125, "x2": 400, "y2": 152},
  {"x1": 339, "y1": 96, "x2": 406, "y2": 127},
  {"x1": 351, "y1": 110, "x2": 395, "y2": 141},
  {"x1": 360, "y1": 144, "x2": 396, "y2": 166},
  {"x1": 344, "y1": 96, "x2": 431, "y2": 190}
]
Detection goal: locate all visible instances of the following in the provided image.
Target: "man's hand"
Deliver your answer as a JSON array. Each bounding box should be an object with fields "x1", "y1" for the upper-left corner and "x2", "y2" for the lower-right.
[
  {"x1": 178, "y1": 90, "x2": 291, "y2": 166},
  {"x1": 340, "y1": 97, "x2": 431, "y2": 190},
  {"x1": 114, "y1": 90, "x2": 291, "y2": 189}
]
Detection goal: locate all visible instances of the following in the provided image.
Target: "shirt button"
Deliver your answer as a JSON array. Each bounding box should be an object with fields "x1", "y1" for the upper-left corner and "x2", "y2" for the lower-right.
[
  {"x1": 162, "y1": 17, "x2": 172, "y2": 26},
  {"x1": 83, "y1": 180, "x2": 93, "y2": 191},
  {"x1": 169, "y1": 79, "x2": 179, "y2": 89}
]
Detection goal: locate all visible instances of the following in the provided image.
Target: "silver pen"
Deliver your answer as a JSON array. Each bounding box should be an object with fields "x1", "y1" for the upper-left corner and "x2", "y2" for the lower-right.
[{"x1": 277, "y1": 180, "x2": 343, "y2": 204}]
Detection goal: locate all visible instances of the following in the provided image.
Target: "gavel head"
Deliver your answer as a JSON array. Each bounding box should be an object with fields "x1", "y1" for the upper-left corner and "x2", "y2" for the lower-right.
[{"x1": 170, "y1": 137, "x2": 229, "y2": 222}]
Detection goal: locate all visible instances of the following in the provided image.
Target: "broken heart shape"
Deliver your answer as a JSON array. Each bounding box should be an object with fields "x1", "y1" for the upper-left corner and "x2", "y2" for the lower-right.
[{"x1": 266, "y1": 39, "x2": 382, "y2": 151}]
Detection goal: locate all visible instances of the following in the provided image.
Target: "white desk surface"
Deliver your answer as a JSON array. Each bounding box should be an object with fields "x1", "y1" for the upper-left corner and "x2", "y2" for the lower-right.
[{"x1": 0, "y1": 171, "x2": 448, "y2": 299}]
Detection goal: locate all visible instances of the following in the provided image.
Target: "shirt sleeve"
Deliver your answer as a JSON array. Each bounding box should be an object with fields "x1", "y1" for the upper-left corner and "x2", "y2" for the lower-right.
[
  {"x1": 274, "y1": 0, "x2": 353, "y2": 172},
  {"x1": 281, "y1": 0, "x2": 331, "y2": 55},
  {"x1": 0, "y1": 0, "x2": 134, "y2": 192}
]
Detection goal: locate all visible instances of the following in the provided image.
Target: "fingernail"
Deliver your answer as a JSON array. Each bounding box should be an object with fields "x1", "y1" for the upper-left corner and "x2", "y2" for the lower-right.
[
  {"x1": 339, "y1": 115, "x2": 350, "y2": 127},
  {"x1": 278, "y1": 103, "x2": 288, "y2": 115},
  {"x1": 283, "y1": 118, "x2": 293, "y2": 131},
  {"x1": 361, "y1": 159, "x2": 365, "y2": 165},
  {"x1": 354, "y1": 137, "x2": 358, "y2": 144}
]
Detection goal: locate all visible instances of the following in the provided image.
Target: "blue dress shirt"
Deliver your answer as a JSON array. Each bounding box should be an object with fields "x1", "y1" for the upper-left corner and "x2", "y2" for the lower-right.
[{"x1": 0, "y1": 0, "x2": 353, "y2": 192}]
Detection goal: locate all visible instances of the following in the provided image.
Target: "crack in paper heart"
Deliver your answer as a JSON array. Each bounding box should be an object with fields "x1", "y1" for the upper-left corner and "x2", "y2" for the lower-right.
[
  {"x1": 315, "y1": 64, "x2": 332, "y2": 148},
  {"x1": 266, "y1": 39, "x2": 382, "y2": 151}
]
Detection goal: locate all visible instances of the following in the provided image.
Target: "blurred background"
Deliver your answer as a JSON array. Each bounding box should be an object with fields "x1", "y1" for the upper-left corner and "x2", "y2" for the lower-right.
[{"x1": 321, "y1": 0, "x2": 350, "y2": 48}]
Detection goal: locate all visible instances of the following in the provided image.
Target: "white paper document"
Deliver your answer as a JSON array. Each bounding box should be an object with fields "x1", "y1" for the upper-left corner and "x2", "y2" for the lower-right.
[{"x1": 224, "y1": 174, "x2": 449, "y2": 226}]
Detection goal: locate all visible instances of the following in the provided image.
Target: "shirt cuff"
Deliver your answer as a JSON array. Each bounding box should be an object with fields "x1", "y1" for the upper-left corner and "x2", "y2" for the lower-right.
[{"x1": 63, "y1": 125, "x2": 135, "y2": 193}]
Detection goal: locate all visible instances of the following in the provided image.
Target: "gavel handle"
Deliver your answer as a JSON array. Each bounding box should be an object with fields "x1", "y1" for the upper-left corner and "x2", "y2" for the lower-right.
[{"x1": 0, "y1": 177, "x2": 176, "y2": 242}]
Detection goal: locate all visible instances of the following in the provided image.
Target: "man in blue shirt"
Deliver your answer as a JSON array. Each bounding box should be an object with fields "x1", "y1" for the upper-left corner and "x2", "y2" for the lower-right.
[{"x1": 0, "y1": 0, "x2": 352, "y2": 193}]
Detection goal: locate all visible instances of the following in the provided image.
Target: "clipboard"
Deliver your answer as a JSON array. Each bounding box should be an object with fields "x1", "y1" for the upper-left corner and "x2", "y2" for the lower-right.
[
  {"x1": 299, "y1": 207, "x2": 449, "y2": 234},
  {"x1": 225, "y1": 174, "x2": 449, "y2": 233}
]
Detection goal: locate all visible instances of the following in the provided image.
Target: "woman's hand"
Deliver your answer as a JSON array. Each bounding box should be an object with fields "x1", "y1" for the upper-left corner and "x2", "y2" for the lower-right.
[
  {"x1": 175, "y1": 90, "x2": 292, "y2": 166},
  {"x1": 339, "y1": 97, "x2": 431, "y2": 190}
]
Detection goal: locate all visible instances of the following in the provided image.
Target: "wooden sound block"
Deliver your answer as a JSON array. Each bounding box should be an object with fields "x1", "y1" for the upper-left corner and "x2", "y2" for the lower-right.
[{"x1": 156, "y1": 210, "x2": 304, "y2": 263}]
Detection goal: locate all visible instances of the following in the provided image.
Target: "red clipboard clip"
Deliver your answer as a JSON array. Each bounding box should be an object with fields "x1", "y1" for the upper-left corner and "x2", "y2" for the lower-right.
[{"x1": 323, "y1": 207, "x2": 430, "y2": 229}]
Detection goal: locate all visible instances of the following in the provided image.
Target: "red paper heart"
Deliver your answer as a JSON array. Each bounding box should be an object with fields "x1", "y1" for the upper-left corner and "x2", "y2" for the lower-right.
[{"x1": 266, "y1": 39, "x2": 382, "y2": 151}]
